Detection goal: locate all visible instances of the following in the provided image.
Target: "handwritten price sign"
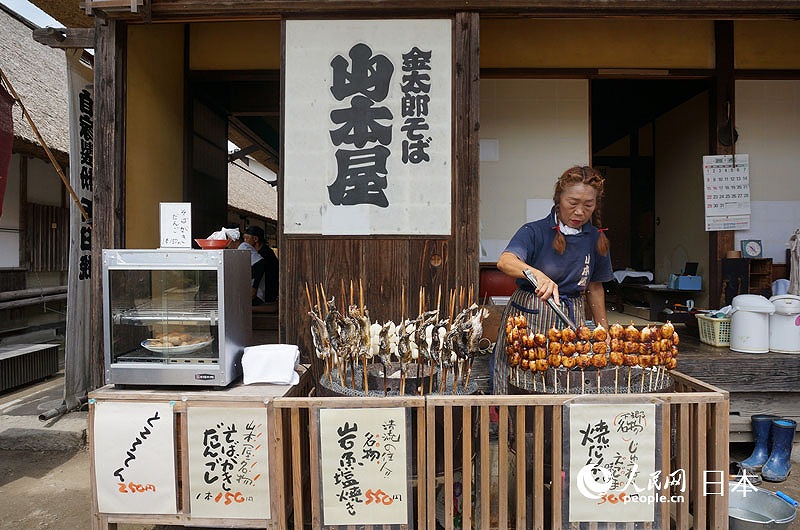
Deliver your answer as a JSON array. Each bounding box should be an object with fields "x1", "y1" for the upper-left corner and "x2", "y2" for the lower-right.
[
  {"x1": 92, "y1": 401, "x2": 177, "y2": 515},
  {"x1": 187, "y1": 406, "x2": 271, "y2": 519},
  {"x1": 319, "y1": 407, "x2": 409, "y2": 526}
]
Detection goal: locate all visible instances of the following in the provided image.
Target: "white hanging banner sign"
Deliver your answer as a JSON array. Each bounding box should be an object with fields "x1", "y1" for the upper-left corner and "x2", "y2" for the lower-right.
[
  {"x1": 319, "y1": 407, "x2": 409, "y2": 526},
  {"x1": 64, "y1": 49, "x2": 94, "y2": 410},
  {"x1": 187, "y1": 406, "x2": 271, "y2": 519},
  {"x1": 284, "y1": 19, "x2": 452, "y2": 235},
  {"x1": 93, "y1": 401, "x2": 177, "y2": 514},
  {"x1": 703, "y1": 154, "x2": 750, "y2": 231},
  {"x1": 567, "y1": 402, "x2": 658, "y2": 523}
]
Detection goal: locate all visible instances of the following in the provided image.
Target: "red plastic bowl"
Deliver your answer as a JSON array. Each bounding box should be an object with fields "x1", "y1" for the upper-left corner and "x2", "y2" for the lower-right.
[{"x1": 194, "y1": 238, "x2": 229, "y2": 250}]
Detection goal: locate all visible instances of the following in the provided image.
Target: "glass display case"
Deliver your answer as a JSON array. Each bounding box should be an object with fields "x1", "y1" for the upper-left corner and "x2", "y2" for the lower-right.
[{"x1": 102, "y1": 249, "x2": 251, "y2": 387}]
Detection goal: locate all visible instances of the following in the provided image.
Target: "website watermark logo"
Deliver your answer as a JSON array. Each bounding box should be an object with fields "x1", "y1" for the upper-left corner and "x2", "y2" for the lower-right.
[{"x1": 576, "y1": 464, "x2": 686, "y2": 505}]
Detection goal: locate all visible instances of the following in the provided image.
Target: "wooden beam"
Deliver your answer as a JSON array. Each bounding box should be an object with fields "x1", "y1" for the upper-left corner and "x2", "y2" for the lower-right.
[
  {"x1": 137, "y1": 0, "x2": 800, "y2": 19},
  {"x1": 92, "y1": 18, "x2": 126, "y2": 389},
  {"x1": 32, "y1": 27, "x2": 95, "y2": 49},
  {"x1": 708, "y1": 21, "x2": 735, "y2": 310}
]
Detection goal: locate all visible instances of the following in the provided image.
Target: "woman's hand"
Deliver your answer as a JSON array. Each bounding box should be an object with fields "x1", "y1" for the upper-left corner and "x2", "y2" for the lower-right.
[
  {"x1": 532, "y1": 270, "x2": 560, "y2": 305},
  {"x1": 497, "y1": 252, "x2": 559, "y2": 304}
]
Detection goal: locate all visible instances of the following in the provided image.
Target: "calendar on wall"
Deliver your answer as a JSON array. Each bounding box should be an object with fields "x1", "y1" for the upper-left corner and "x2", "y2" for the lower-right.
[{"x1": 703, "y1": 154, "x2": 750, "y2": 231}]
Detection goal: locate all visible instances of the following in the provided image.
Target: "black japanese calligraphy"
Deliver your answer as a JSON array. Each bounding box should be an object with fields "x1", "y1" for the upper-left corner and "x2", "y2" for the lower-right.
[
  {"x1": 400, "y1": 47, "x2": 432, "y2": 165},
  {"x1": 328, "y1": 43, "x2": 394, "y2": 208},
  {"x1": 112, "y1": 411, "x2": 161, "y2": 483}
]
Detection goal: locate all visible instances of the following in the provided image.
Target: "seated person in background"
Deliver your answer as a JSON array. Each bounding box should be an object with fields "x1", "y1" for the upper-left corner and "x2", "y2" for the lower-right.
[
  {"x1": 239, "y1": 241, "x2": 267, "y2": 306},
  {"x1": 243, "y1": 225, "x2": 279, "y2": 303}
]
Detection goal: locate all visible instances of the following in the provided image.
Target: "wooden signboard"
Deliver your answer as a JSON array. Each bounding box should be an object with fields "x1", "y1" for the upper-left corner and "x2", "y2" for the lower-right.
[{"x1": 284, "y1": 19, "x2": 452, "y2": 236}]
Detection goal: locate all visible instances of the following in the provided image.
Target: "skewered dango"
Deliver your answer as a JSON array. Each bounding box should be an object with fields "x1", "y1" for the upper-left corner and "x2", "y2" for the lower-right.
[
  {"x1": 547, "y1": 325, "x2": 562, "y2": 343},
  {"x1": 592, "y1": 324, "x2": 608, "y2": 342},
  {"x1": 609, "y1": 322, "x2": 624, "y2": 340},
  {"x1": 503, "y1": 316, "x2": 680, "y2": 395},
  {"x1": 609, "y1": 351, "x2": 625, "y2": 366},
  {"x1": 625, "y1": 323, "x2": 641, "y2": 342}
]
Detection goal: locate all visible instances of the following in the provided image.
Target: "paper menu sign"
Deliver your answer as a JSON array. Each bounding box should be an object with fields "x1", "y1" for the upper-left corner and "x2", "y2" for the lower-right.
[
  {"x1": 159, "y1": 202, "x2": 192, "y2": 248},
  {"x1": 93, "y1": 401, "x2": 177, "y2": 514},
  {"x1": 319, "y1": 407, "x2": 409, "y2": 526},
  {"x1": 567, "y1": 402, "x2": 659, "y2": 523},
  {"x1": 187, "y1": 406, "x2": 271, "y2": 519}
]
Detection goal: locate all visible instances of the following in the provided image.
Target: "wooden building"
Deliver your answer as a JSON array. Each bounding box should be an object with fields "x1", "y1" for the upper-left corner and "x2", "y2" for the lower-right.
[
  {"x1": 0, "y1": 5, "x2": 72, "y2": 337},
  {"x1": 29, "y1": 1, "x2": 800, "y2": 388}
]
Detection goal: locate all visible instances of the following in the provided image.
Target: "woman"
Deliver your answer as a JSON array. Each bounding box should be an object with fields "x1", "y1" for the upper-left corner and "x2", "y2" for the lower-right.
[{"x1": 492, "y1": 165, "x2": 614, "y2": 394}]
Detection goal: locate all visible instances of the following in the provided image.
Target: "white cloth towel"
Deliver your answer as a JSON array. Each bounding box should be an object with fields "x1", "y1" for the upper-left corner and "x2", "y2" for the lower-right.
[
  {"x1": 242, "y1": 344, "x2": 300, "y2": 385},
  {"x1": 613, "y1": 270, "x2": 654, "y2": 283},
  {"x1": 207, "y1": 226, "x2": 240, "y2": 240}
]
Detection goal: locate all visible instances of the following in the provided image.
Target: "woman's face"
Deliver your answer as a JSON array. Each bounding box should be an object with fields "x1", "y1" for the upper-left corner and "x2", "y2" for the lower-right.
[{"x1": 557, "y1": 183, "x2": 598, "y2": 229}]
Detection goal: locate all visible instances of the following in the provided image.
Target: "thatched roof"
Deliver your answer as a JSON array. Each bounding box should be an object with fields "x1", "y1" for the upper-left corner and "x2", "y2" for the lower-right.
[
  {"x1": 228, "y1": 162, "x2": 278, "y2": 221},
  {"x1": 30, "y1": 0, "x2": 93, "y2": 29},
  {"x1": 0, "y1": 5, "x2": 70, "y2": 158}
]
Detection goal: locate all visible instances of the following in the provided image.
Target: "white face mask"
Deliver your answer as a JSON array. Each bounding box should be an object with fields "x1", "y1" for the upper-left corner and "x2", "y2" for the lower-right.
[{"x1": 555, "y1": 212, "x2": 581, "y2": 235}]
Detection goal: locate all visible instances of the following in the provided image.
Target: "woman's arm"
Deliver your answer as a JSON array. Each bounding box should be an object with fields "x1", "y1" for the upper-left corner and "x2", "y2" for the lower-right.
[
  {"x1": 586, "y1": 281, "x2": 608, "y2": 330},
  {"x1": 496, "y1": 251, "x2": 559, "y2": 304}
]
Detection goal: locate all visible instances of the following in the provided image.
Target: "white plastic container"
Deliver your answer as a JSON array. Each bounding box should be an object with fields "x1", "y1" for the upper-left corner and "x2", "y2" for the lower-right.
[
  {"x1": 769, "y1": 294, "x2": 800, "y2": 354},
  {"x1": 730, "y1": 295, "x2": 775, "y2": 353}
]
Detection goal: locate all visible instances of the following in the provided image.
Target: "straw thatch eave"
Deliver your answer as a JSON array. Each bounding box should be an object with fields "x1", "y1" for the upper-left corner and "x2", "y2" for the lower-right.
[
  {"x1": 1, "y1": 5, "x2": 70, "y2": 158},
  {"x1": 228, "y1": 162, "x2": 277, "y2": 222},
  {"x1": 29, "y1": 0, "x2": 93, "y2": 28}
]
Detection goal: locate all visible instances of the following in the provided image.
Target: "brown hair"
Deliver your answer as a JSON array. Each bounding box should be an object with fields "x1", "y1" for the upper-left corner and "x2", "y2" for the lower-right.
[{"x1": 552, "y1": 165, "x2": 610, "y2": 256}]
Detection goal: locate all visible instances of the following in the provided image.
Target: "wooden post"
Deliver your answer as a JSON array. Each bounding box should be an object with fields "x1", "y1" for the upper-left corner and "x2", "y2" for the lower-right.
[
  {"x1": 453, "y1": 12, "x2": 481, "y2": 294},
  {"x1": 92, "y1": 18, "x2": 126, "y2": 388},
  {"x1": 709, "y1": 21, "x2": 735, "y2": 309}
]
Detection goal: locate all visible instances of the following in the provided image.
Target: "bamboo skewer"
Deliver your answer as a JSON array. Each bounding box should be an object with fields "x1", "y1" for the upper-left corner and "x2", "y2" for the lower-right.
[{"x1": 304, "y1": 282, "x2": 314, "y2": 311}]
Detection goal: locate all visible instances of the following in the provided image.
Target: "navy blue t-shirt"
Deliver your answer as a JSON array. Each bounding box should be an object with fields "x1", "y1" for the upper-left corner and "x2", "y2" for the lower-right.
[{"x1": 503, "y1": 208, "x2": 614, "y2": 298}]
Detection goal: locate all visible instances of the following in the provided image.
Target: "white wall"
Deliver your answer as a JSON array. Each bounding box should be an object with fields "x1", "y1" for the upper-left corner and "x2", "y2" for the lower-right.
[
  {"x1": 479, "y1": 79, "x2": 589, "y2": 261},
  {"x1": 734, "y1": 80, "x2": 800, "y2": 263},
  {"x1": 0, "y1": 154, "x2": 22, "y2": 268},
  {"x1": 654, "y1": 92, "x2": 710, "y2": 307}
]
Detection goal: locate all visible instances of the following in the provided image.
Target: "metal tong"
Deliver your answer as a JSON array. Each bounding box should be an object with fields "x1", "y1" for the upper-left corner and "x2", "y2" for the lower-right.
[{"x1": 522, "y1": 268, "x2": 577, "y2": 329}]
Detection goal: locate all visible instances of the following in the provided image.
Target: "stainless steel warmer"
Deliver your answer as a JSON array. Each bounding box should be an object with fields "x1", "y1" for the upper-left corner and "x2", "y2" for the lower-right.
[{"x1": 102, "y1": 249, "x2": 251, "y2": 387}]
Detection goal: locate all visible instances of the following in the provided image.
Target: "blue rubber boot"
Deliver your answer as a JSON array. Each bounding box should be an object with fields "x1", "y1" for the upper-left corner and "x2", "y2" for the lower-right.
[
  {"x1": 762, "y1": 419, "x2": 797, "y2": 482},
  {"x1": 740, "y1": 414, "x2": 779, "y2": 472}
]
